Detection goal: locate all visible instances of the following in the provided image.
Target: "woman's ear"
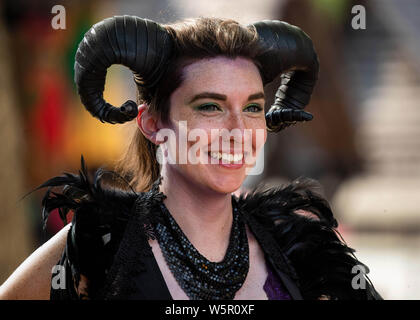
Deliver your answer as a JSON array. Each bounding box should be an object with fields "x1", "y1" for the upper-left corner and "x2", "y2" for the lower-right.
[{"x1": 136, "y1": 104, "x2": 162, "y2": 145}]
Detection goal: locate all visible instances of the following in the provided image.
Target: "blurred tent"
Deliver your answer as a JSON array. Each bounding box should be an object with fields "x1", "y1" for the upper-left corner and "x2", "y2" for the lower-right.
[
  {"x1": 332, "y1": 0, "x2": 420, "y2": 231},
  {"x1": 0, "y1": 9, "x2": 31, "y2": 285},
  {"x1": 332, "y1": 0, "x2": 420, "y2": 299}
]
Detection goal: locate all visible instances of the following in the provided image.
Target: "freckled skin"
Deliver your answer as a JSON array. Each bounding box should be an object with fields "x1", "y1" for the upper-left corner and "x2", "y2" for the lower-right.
[{"x1": 161, "y1": 56, "x2": 267, "y2": 195}]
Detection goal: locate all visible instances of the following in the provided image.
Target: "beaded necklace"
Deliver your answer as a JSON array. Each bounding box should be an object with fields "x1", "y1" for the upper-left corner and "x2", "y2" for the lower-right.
[{"x1": 154, "y1": 198, "x2": 249, "y2": 300}]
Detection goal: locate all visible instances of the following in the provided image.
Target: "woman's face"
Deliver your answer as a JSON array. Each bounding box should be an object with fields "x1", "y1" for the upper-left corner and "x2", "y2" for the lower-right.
[{"x1": 159, "y1": 56, "x2": 267, "y2": 194}]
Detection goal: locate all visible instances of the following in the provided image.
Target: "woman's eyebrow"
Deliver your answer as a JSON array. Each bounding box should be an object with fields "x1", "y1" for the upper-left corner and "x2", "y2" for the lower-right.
[
  {"x1": 247, "y1": 92, "x2": 265, "y2": 101},
  {"x1": 188, "y1": 91, "x2": 265, "y2": 104},
  {"x1": 188, "y1": 92, "x2": 227, "y2": 103}
]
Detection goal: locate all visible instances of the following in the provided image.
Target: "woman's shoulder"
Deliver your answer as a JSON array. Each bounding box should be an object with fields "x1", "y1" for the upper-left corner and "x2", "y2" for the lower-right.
[
  {"x1": 0, "y1": 224, "x2": 70, "y2": 300},
  {"x1": 236, "y1": 178, "x2": 382, "y2": 300}
]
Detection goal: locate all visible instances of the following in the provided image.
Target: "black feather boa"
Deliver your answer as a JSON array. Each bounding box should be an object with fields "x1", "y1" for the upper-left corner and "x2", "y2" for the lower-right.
[
  {"x1": 35, "y1": 156, "x2": 382, "y2": 300},
  {"x1": 237, "y1": 181, "x2": 381, "y2": 300}
]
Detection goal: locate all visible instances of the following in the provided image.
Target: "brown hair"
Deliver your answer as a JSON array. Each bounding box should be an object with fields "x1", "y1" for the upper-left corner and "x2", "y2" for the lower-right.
[{"x1": 114, "y1": 17, "x2": 264, "y2": 192}]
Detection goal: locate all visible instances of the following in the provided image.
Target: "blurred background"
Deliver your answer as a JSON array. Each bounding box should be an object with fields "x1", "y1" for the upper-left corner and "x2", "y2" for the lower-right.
[{"x1": 0, "y1": 0, "x2": 419, "y2": 299}]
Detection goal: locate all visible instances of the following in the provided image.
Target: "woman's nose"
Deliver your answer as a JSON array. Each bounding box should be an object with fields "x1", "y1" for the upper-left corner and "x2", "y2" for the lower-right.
[
  {"x1": 223, "y1": 112, "x2": 249, "y2": 147},
  {"x1": 226, "y1": 111, "x2": 246, "y2": 131}
]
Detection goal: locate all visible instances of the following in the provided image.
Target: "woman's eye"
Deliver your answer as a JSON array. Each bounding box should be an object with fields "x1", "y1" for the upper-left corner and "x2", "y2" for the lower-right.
[
  {"x1": 195, "y1": 103, "x2": 222, "y2": 112},
  {"x1": 244, "y1": 104, "x2": 263, "y2": 113}
]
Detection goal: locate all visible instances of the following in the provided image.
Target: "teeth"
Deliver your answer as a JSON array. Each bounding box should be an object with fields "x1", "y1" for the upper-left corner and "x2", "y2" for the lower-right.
[{"x1": 209, "y1": 152, "x2": 243, "y2": 163}]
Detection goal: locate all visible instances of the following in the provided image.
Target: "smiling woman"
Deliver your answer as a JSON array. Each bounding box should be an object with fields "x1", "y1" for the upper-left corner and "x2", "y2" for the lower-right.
[
  {"x1": 151, "y1": 56, "x2": 267, "y2": 195},
  {"x1": 0, "y1": 16, "x2": 382, "y2": 300}
]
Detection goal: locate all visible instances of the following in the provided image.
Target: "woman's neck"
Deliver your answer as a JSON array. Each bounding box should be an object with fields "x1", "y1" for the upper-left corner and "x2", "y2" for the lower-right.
[{"x1": 159, "y1": 166, "x2": 233, "y2": 262}]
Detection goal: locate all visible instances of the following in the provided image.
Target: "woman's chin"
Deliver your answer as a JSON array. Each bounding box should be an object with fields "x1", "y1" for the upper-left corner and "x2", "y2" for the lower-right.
[{"x1": 204, "y1": 171, "x2": 245, "y2": 195}]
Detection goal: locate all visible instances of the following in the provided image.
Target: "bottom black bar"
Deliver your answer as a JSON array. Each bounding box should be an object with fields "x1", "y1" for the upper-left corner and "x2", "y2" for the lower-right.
[{"x1": 0, "y1": 300, "x2": 416, "y2": 319}]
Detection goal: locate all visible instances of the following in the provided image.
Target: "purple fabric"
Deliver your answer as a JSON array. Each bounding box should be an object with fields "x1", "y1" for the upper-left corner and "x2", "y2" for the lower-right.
[{"x1": 263, "y1": 261, "x2": 292, "y2": 300}]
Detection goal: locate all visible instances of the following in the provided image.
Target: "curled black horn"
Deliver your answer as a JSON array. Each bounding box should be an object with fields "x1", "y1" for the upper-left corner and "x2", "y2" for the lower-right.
[
  {"x1": 74, "y1": 15, "x2": 173, "y2": 124},
  {"x1": 251, "y1": 20, "x2": 319, "y2": 132}
]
